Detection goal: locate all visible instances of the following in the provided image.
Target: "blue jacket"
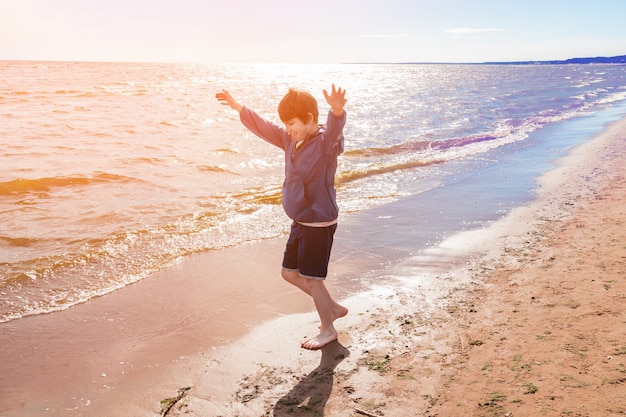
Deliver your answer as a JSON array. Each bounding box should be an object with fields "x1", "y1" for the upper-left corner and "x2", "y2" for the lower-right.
[{"x1": 240, "y1": 107, "x2": 346, "y2": 223}]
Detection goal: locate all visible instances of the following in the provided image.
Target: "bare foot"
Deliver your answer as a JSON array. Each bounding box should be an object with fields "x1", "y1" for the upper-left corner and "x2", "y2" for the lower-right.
[{"x1": 301, "y1": 329, "x2": 338, "y2": 350}]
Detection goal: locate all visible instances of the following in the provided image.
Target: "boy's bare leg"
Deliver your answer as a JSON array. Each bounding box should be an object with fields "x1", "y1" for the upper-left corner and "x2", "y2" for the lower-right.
[
  {"x1": 281, "y1": 269, "x2": 348, "y2": 323},
  {"x1": 301, "y1": 279, "x2": 345, "y2": 350}
]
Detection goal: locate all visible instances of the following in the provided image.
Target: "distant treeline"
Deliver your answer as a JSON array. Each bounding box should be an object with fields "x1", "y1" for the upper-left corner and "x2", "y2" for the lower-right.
[
  {"x1": 484, "y1": 55, "x2": 626, "y2": 65},
  {"x1": 354, "y1": 55, "x2": 626, "y2": 65}
]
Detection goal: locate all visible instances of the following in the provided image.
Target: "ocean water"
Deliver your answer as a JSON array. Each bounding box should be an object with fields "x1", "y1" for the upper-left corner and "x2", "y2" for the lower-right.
[{"x1": 1, "y1": 61, "x2": 625, "y2": 323}]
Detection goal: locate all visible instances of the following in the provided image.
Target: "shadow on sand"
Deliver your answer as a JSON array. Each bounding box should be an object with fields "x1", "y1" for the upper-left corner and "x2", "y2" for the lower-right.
[{"x1": 272, "y1": 341, "x2": 350, "y2": 416}]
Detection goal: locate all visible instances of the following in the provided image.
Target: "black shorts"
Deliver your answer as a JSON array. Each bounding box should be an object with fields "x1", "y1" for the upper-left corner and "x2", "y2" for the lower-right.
[{"x1": 282, "y1": 222, "x2": 337, "y2": 280}]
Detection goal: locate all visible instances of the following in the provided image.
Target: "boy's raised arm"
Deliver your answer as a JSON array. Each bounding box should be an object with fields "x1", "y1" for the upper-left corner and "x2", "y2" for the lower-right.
[
  {"x1": 323, "y1": 84, "x2": 347, "y2": 118},
  {"x1": 215, "y1": 90, "x2": 243, "y2": 113}
]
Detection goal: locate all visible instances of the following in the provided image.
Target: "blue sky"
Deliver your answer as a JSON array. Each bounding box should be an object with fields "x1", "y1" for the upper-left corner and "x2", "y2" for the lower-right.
[{"x1": 1, "y1": 0, "x2": 625, "y2": 63}]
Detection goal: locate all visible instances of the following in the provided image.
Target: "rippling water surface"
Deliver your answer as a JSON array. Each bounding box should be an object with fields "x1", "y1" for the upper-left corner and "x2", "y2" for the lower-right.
[{"x1": 1, "y1": 61, "x2": 625, "y2": 322}]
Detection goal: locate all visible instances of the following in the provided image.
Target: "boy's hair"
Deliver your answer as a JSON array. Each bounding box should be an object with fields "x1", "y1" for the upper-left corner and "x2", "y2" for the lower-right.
[{"x1": 278, "y1": 88, "x2": 319, "y2": 124}]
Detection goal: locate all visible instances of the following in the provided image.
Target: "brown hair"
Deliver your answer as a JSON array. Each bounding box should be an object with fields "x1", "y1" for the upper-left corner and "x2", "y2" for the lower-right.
[{"x1": 277, "y1": 88, "x2": 319, "y2": 124}]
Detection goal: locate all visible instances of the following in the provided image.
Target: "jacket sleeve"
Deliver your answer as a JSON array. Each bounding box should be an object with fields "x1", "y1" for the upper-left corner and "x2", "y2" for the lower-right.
[
  {"x1": 324, "y1": 110, "x2": 346, "y2": 158},
  {"x1": 240, "y1": 106, "x2": 290, "y2": 150}
]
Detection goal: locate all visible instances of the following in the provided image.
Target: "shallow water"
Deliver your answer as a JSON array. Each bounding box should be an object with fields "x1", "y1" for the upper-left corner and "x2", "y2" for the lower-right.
[{"x1": 1, "y1": 61, "x2": 625, "y2": 322}]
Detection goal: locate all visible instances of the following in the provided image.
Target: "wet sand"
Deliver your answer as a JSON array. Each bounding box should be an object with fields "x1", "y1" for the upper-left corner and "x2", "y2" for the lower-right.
[{"x1": 1, "y1": 115, "x2": 625, "y2": 417}]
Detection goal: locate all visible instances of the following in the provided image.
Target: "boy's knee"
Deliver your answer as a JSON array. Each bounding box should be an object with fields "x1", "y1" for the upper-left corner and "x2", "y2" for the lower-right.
[{"x1": 281, "y1": 269, "x2": 297, "y2": 281}]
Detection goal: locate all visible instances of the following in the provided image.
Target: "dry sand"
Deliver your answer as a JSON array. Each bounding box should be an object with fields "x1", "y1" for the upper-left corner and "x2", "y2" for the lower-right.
[{"x1": 163, "y1": 118, "x2": 626, "y2": 417}]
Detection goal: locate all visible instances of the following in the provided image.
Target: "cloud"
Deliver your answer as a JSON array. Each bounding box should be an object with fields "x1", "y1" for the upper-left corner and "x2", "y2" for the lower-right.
[{"x1": 444, "y1": 28, "x2": 507, "y2": 34}]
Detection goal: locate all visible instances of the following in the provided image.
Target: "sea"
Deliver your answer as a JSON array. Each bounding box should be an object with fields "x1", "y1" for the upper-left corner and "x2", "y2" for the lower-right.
[{"x1": 1, "y1": 61, "x2": 625, "y2": 324}]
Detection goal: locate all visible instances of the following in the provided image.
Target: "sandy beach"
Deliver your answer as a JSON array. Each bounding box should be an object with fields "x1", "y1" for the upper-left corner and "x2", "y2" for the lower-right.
[
  {"x1": 1, "y1": 115, "x2": 624, "y2": 417},
  {"x1": 161, "y1": 117, "x2": 626, "y2": 416}
]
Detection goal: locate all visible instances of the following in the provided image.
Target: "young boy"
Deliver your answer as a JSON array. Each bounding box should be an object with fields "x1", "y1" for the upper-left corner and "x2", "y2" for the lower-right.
[{"x1": 215, "y1": 85, "x2": 348, "y2": 350}]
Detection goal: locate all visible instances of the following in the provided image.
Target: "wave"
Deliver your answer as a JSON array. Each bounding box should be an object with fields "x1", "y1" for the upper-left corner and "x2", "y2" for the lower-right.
[
  {"x1": 339, "y1": 131, "x2": 509, "y2": 186},
  {"x1": 121, "y1": 157, "x2": 165, "y2": 165},
  {"x1": 95, "y1": 84, "x2": 150, "y2": 96},
  {"x1": 0, "y1": 173, "x2": 138, "y2": 197},
  {"x1": 213, "y1": 148, "x2": 240, "y2": 154},
  {"x1": 218, "y1": 184, "x2": 283, "y2": 205},
  {"x1": 340, "y1": 94, "x2": 621, "y2": 184},
  {"x1": 344, "y1": 133, "x2": 501, "y2": 159},
  {"x1": 337, "y1": 159, "x2": 444, "y2": 185},
  {"x1": 0, "y1": 200, "x2": 287, "y2": 323},
  {"x1": 344, "y1": 141, "x2": 431, "y2": 158},
  {"x1": 197, "y1": 165, "x2": 237, "y2": 174},
  {"x1": 5, "y1": 89, "x2": 87, "y2": 96},
  {"x1": 3, "y1": 86, "x2": 150, "y2": 99},
  {"x1": 212, "y1": 133, "x2": 506, "y2": 205},
  {"x1": 0, "y1": 235, "x2": 40, "y2": 247}
]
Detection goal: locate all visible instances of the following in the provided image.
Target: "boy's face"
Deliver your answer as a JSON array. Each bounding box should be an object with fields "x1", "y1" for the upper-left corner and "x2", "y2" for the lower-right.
[{"x1": 284, "y1": 115, "x2": 316, "y2": 142}]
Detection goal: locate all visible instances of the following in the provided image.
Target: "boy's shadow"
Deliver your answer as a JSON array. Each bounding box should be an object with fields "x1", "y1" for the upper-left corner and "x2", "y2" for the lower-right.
[{"x1": 272, "y1": 341, "x2": 350, "y2": 416}]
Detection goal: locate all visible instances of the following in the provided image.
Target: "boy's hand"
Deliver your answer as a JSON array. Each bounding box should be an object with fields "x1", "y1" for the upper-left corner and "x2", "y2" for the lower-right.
[
  {"x1": 215, "y1": 90, "x2": 243, "y2": 113},
  {"x1": 323, "y1": 84, "x2": 347, "y2": 117}
]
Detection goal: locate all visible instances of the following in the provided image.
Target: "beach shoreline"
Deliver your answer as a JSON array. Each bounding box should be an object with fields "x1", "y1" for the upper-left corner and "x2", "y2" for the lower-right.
[
  {"x1": 164, "y1": 115, "x2": 626, "y2": 416},
  {"x1": 1, "y1": 114, "x2": 625, "y2": 417}
]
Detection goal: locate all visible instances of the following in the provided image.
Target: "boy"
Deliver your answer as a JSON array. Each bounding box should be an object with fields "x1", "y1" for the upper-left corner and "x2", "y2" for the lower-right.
[{"x1": 215, "y1": 85, "x2": 348, "y2": 350}]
